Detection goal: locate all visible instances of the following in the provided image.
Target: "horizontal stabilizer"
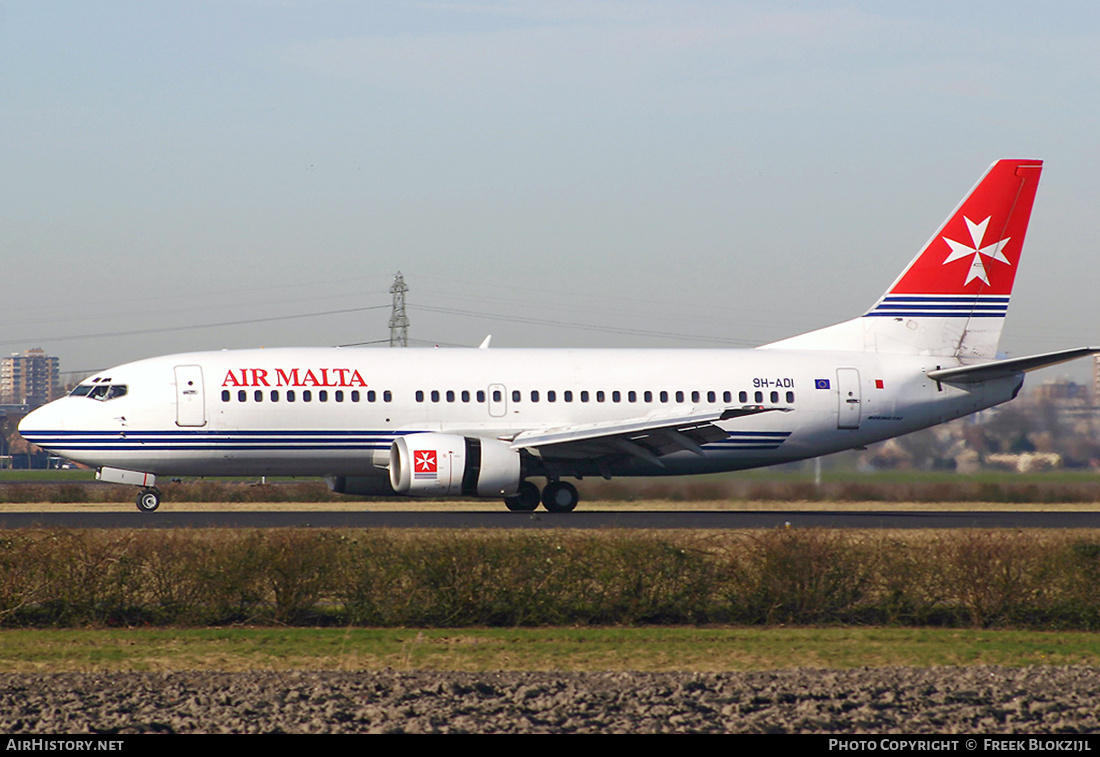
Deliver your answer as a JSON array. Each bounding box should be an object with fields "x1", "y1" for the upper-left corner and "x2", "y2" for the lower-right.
[{"x1": 927, "y1": 347, "x2": 1100, "y2": 384}]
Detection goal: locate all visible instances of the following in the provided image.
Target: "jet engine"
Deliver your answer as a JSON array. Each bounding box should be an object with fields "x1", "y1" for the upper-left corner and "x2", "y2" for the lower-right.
[{"x1": 389, "y1": 433, "x2": 522, "y2": 498}]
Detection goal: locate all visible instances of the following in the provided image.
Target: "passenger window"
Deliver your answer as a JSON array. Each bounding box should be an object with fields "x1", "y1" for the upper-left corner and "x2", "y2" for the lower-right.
[
  {"x1": 675, "y1": 391, "x2": 684, "y2": 403},
  {"x1": 415, "y1": 390, "x2": 425, "y2": 403},
  {"x1": 627, "y1": 391, "x2": 636, "y2": 403},
  {"x1": 254, "y1": 390, "x2": 263, "y2": 402},
  {"x1": 430, "y1": 390, "x2": 439, "y2": 403},
  {"x1": 351, "y1": 391, "x2": 359, "y2": 402},
  {"x1": 270, "y1": 390, "x2": 279, "y2": 402},
  {"x1": 531, "y1": 390, "x2": 539, "y2": 402},
  {"x1": 771, "y1": 391, "x2": 779, "y2": 403},
  {"x1": 739, "y1": 391, "x2": 748, "y2": 403},
  {"x1": 755, "y1": 391, "x2": 763, "y2": 403},
  {"x1": 580, "y1": 391, "x2": 589, "y2": 402},
  {"x1": 335, "y1": 390, "x2": 344, "y2": 402},
  {"x1": 596, "y1": 391, "x2": 605, "y2": 402},
  {"x1": 445, "y1": 390, "x2": 454, "y2": 402},
  {"x1": 367, "y1": 390, "x2": 376, "y2": 402},
  {"x1": 492, "y1": 390, "x2": 501, "y2": 402},
  {"x1": 383, "y1": 390, "x2": 392, "y2": 403},
  {"x1": 644, "y1": 391, "x2": 652, "y2": 403},
  {"x1": 461, "y1": 390, "x2": 470, "y2": 402},
  {"x1": 707, "y1": 391, "x2": 716, "y2": 403},
  {"x1": 287, "y1": 390, "x2": 296, "y2": 402},
  {"x1": 238, "y1": 390, "x2": 247, "y2": 402},
  {"x1": 221, "y1": 390, "x2": 230, "y2": 402},
  {"x1": 319, "y1": 391, "x2": 328, "y2": 402},
  {"x1": 564, "y1": 391, "x2": 573, "y2": 402},
  {"x1": 512, "y1": 390, "x2": 521, "y2": 402},
  {"x1": 724, "y1": 391, "x2": 732, "y2": 403},
  {"x1": 660, "y1": 391, "x2": 669, "y2": 403},
  {"x1": 547, "y1": 390, "x2": 556, "y2": 402}
]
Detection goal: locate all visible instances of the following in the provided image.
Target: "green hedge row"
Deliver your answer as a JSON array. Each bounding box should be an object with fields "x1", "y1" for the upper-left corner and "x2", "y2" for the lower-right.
[
  {"x1": 1, "y1": 529, "x2": 1099, "y2": 629},
  {"x1": 6, "y1": 476, "x2": 1100, "y2": 503},
  {"x1": 0, "y1": 481, "x2": 342, "y2": 504}
]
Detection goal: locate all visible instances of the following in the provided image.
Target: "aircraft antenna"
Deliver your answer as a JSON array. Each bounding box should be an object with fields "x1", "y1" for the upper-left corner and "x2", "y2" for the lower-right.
[{"x1": 388, "y1": 272, "x2": 409, "y2": 347}]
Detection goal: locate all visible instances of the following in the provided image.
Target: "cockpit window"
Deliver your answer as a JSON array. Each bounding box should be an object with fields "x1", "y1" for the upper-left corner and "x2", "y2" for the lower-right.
[{"x1": 71, "y1": 384, "x2": 127, "y2": 401}]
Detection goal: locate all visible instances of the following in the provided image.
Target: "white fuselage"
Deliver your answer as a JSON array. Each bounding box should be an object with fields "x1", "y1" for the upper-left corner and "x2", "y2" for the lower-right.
[{"x1": 18, "y1": 346, "x2": 1022, "y2": 481}]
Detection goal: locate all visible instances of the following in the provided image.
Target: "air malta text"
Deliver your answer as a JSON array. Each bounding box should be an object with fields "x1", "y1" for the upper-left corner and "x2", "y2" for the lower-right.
[{"x1": 221, "y1": 368, "x2": 368, "y2": 388}]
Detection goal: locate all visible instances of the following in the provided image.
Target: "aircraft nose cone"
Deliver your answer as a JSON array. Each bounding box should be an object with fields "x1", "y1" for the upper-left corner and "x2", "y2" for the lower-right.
[{"x1": 17, "y1": 402, "x2": 64, "y2": 443}]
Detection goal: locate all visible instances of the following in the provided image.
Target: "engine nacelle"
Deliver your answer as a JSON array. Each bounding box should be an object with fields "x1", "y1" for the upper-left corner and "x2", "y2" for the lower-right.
[{"x1": 389, "y1": 433, "x2": 521, "y2": 498}]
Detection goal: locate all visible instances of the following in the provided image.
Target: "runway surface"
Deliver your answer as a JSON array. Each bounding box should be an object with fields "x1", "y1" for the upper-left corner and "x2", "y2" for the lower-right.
[{"x1": 1, "y1": 509, "x2": 1099, "y2": 529}]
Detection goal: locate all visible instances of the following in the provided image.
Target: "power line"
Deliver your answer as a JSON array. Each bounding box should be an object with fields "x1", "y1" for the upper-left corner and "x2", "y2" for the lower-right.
[
  {"x1": 0, "y1": 306, "x2": 390, "y2": 347},
  {"x1": 2, "y1": 294, "x2": 748, "y2": 354},
  {"x1": 338, "y1": 337, "x2": 470, "y2": 348},
  {"x1": 410, "y1": 304, "x2": 755, "y2": 346}
]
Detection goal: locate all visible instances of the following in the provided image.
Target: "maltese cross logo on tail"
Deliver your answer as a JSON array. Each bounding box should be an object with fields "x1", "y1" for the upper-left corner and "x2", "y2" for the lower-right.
[
  {"x1": 941, "y1": 215, "x2": 1012, "y2": 286},
  {"x1": 880, "y1": 160, "x2": 1040, "y2": 298}
]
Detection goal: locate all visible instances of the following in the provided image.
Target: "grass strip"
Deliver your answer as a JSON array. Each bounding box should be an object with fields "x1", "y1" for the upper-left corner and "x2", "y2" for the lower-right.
[{"x1": 2, "y1": 627, "x2": 1100, "y2": 673}]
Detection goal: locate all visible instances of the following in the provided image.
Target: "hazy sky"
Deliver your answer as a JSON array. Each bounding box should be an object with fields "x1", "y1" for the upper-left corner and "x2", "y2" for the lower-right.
[{"x1": 3, "y1": 1, "x2": 1099, "y2": 382}]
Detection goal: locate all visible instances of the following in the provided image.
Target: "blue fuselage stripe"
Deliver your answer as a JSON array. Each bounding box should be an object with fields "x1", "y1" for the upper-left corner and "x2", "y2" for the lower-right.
[{"x1": 23, "y1": 428, "x2": 793, "y2": 454}]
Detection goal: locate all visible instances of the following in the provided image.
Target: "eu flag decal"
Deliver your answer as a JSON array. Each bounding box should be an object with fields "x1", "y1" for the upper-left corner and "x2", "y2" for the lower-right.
[{"x1": 815, "y1": 379, "x2": 831, "y2": 389}]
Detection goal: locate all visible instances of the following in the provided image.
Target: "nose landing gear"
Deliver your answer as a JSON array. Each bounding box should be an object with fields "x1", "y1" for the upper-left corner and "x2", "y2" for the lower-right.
[
  {"x1": 96, "y1": 468, "x2": 163, "y2": 513},
  {"x1": 136, "y1": 487, "x2": 162, "y2": 512}
]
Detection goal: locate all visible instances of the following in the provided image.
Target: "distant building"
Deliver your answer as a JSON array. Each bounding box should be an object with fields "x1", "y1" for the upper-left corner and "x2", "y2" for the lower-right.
[
  {"x1": 1030, "y1": 377, "x2": 1090, "y2": 405},
  {"x1": 1094, "y1": 355, "x2": 1100, "y2": 405},
  {"x1": 0, "y1": 349, "x2": 60, "y2": 409}
]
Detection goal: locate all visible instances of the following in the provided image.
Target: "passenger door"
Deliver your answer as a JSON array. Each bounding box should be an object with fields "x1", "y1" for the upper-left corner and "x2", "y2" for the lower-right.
[
  {"x1": 175, "y1": 365, "x2": 206, "y2": 427},
  {"x1": 836, "y1": 367, "x2": 862, "y2": 429}
]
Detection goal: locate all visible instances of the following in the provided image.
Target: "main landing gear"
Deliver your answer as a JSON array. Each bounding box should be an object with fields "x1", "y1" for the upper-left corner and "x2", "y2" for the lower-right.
[
  {"x1": 136, "y1": 487, "x2": 162, "y2": 513},
  {"x1": 504, "y1": 479, "x2": 579, "y2": 513}
]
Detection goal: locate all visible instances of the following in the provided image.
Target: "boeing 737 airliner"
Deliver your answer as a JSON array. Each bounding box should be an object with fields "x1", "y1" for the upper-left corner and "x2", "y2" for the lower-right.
[{"x1": 18, "y1": 159, "x2": 1098, "y2": 512}]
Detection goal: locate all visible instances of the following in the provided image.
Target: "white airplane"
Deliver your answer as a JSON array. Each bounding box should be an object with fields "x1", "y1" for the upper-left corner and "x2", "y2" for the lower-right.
[{"x1": 18, "y1": 159, "x2": 1098, "y2": 513}]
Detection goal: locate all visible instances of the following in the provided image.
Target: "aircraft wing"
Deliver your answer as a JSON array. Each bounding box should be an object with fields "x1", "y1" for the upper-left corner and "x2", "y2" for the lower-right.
[
  {"x1": 509, "y1": 405, "x2": 791, "y2": 467},
  {"x1": 927, "y1": 347, "x2": 1100, "y2": 384}
]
